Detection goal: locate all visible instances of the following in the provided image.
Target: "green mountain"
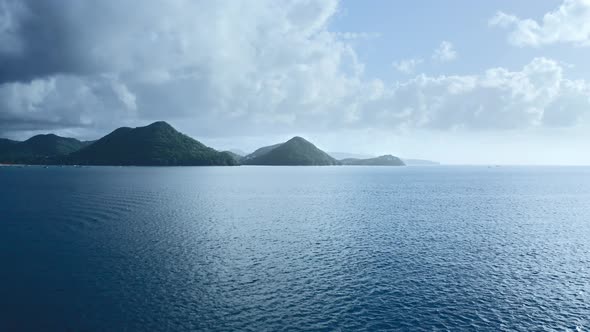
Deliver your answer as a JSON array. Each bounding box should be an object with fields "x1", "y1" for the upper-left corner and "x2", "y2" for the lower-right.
[
  {"x1": 68, "y1": 121, "x2": 237, "y2": 166},
  {"x1": 242, "y1": 143, "x2": 282, "y2": 163},
  {"x1": 0, "y1": 139, "x2": 18, "y2": 163},
  {"x1": 243, "y1": 137, "x2": 339, "y2": 166},
  {"x1": 223, "y1": 151, "x2": 243, "y2": 164},
  {"x1": 0, "y1": 134, "x2": 87, "y2": 164},
  {"x1": 341, "y1": 155, "x2": 405, "y2": 166},
  {"x1": 228, "y1": 149, "x2": 247, "y2": 156},
  {"x1": 328, "y1": 152, "x2": 375, "y2": 160},
  {"x1": 0, "y1": 138, "x2": 17, "y2": 151}
]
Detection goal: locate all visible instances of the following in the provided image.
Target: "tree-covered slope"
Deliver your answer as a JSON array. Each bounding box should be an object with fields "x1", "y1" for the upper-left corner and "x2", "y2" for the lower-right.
[
  {"x1": 0, "y1": 138, "x2": 18, "y2": 151},
  {"x1": 243, "y1": 137, "x2": 339, "y2": 166},
  {"x1": 68, "y1": 121, "x2": 237, "y2": 166},
  {"x1": 241, "y1": 143, "x2": 282, "y2": 163},
  {"x1": 340, "y1": 155, "x2": 405, "y2": 166},
  {"x1": 223, "y1": 151, "x2": 243, "y2": 164},
  {"x1": 0, "y1": 134, "x2": 87, "y2": 164}
]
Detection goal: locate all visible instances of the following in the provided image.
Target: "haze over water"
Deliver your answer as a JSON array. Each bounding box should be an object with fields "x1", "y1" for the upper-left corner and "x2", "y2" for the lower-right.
[{"x1": 1, "y1": 166, "x2": 589, "y2": 331}]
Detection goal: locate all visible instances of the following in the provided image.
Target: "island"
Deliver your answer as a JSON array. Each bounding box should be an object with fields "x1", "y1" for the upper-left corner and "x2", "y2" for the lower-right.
[
  {"x1": 242, "y1": 137, "x2": 339, "y2": 166},
  {"x1": 340, "y1": 155, "x2": 405, "y2": 166},
  {"x1": 1, "y1": 121, "x2": 413, "y2": 167},
  {"x1": 0, "y1": 134, "x2": 91, "y2": 164},
  {"x1": 0, "y1": 122, "x2": 236, "y2": 166}
]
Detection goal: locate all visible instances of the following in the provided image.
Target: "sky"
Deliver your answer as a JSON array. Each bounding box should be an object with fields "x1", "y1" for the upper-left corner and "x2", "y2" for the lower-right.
[{"x1": 1, "y1": 0, "x2": 589, "y2": 165}]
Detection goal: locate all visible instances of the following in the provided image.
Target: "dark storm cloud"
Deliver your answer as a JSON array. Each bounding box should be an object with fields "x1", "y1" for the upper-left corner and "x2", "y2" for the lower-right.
[
  {"x1": 0, "y1": 0, "x2": 101, "y2": 84},
  {"x1": 0, "y1": 115, "x2": 84, "y2": 135}
]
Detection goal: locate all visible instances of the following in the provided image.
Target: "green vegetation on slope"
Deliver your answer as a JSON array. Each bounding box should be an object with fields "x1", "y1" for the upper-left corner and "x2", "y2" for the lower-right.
[
  {"x1": 68, "y1": 121, "x2": 236, "y2": 166},
  {"x1": 223, "y1": 151, "x2": 243, "y2": 164},
  {"x1": 0, "y1": 138, "x2": 17, "y2": 151},
  {"x1": 0, "y1": 134, "x2": 87, "y2": 164},
  {"x1": 242, "y1": 143, "x2": 282, "y2": 162},
  {"x1": 243, "y1": 137, "x2": 339, "y2": 166},
  {"x1": 340, "y1": 155, "x2": 405, "y2": 166}
]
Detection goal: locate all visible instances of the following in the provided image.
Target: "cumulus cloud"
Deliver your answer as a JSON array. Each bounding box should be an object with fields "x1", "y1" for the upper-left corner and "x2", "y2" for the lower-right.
[
  {"x1": 0, "y1": 0, "x2": 589, "y2": 139},
  {"x1": 363, "y1": 57, "x2": 590, "y2": 130},
  {"x1": 432, "y1": 41, "x2": 457, "y2": 62},
  {"x1": 392, "y1": 58, "x2": 423, "y2": 74},
  {"x1": 490, "y1": 0, "x2": 590, "y2": 47}
]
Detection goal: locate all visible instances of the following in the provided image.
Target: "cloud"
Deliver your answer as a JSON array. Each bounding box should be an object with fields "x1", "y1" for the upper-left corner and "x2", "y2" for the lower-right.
[
  {"x1": 0, "y1": 0, "x2": 589, "y2": 140},
  {"x1": 490, "y1": 0, "x2": 590, "y2": 47},
  {"x1": 432, "y1": 41, "x2": 457, "y2": 62},
  {"x1": 0, "y1": 0, "x2": 354, "y2": 136},
  {"x1": 392, "y1": 58, "x2": 423, "y2": 74},
  {"x1": 362, "y1": 57, "x2": 590, "y2": 130},
  {"x1": 333, "y1": 32, "x2": 381, "y2": 40}
]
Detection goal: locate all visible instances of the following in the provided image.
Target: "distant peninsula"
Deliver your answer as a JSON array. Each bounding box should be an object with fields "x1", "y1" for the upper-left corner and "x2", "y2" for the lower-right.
[
  {"x1": 1, "y1": 121, "x2": 409, "y2": 167},
  {"x1": 341, "y1": 155, "x2": 405, "y2": 166}
]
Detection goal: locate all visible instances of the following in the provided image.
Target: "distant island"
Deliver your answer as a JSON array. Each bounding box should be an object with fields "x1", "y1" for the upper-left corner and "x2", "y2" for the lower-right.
[
  {"x1": 329, "y1": 152, "x2": 439, "y2": 166},
  {"x1": 403, "y1": 159, "x2": 440, "y2": 166},
  {"x1": 341, "y1": 155, "x2": 405, "y2": 166},
  {"x1": 242, "y1": 137, "x2": 339, "y2": 166},
  {"x1": 0, "y1": 121, "x2": 411, "y2": 167}
]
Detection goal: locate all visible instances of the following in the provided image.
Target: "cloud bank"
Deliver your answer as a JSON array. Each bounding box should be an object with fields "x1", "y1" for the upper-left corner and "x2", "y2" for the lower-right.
[
  {"x1": 490, "y1": 0, "x2": 590, "y2": 47},
  {"x1": 0, "y1": 0, "x2": 589, "y2": 139}
]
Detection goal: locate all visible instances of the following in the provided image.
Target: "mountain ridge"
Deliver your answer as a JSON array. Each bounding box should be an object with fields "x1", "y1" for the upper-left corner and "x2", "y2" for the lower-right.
[
  {"x1": 68, "y1": 121, "x2": 236, "y2": 166},
  {"x1": 1, "y1": 122, "x2": 428, "y2": 167},
  {"x1": 0, "y1": 134, "x2": 88, "y2": 164},
  {"x1": 243, "y1": 136, "x2": 339, "y2": 166},
  {"x1": 341, "y1": 155, "x2": 405, "y2": 166}
]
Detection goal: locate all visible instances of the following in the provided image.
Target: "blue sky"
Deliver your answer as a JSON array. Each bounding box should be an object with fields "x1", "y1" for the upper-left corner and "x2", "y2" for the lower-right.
[
  {"x1": 1, "y1": 0, "x2": 590, "y2": 164},
  {"x1": 332, "y1": 0, "x2": 589, "y2": 80}
]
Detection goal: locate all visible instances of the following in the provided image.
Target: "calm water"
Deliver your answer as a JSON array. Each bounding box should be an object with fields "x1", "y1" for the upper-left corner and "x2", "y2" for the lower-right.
[{"x1": 1, "y1": 166, "x2": 589, "y2": 331}]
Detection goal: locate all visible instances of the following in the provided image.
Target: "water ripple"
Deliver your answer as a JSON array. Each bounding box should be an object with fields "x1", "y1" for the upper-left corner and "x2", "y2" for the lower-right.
[{"x1": 1, "y1": 166, "x2": 589, "y2": 331}]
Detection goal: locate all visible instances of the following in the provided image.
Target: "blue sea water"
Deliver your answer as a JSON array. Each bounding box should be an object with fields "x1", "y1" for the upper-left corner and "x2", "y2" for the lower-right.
[{"x1": 0, "y1": 166, "x2": 589, "y2": 331}]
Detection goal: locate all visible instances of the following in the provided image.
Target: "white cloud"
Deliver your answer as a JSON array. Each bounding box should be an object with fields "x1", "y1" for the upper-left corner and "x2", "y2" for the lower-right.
[
  {"x1": 361, "y1": 58, "x2": 590, "y2": 131},
  {"x1": 490, "y1": 0, "x2": 590, "y2": 47},
  {"x1": 333, "y1": 32, "x2": 381, "y2": 40},
  {"x1": 0, "y1": 0, "x2": 589, "y2": 139},
  {"x1": 392, "y1": 58, "x2": 423, "y2": 74},
  {"x1": 382, "y1": 58, "x2": 590, "y2": 129},
  {"x1": 432, "y1": 41, "x2": 457, "y2": 62}
]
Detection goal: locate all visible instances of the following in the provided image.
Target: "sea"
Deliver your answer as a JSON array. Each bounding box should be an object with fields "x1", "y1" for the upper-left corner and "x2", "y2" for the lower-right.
[{"x1": 0, "y1": 166, "x2": 589, "y2": 331}]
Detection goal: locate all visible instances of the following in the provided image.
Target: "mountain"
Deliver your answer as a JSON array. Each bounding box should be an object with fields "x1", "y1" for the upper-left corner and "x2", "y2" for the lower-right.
[
  {"x1": 228, "y1": 149, "x2": 247, "y2": 156},
  {"x1": 0, "y1": 134, "x2": 87, "y2": 164},
  {"x1": 341, "y1": 155, "x2": 405, "y2": 166},
  {"x1": 243, "y1": 137, "x2": 339, "y2": 166},
  {"x1": 403, "y1": 158, "x2": 440, "y2": 166},
  {"x1": 0, "y1": 138, "x2": 18, "y2": 151},
  {"x1": 242, "y1": 143, "x2": 282, "y2": 162},
  {"x1": 0, "y1": 138, "x2": 18, "y2": 163},
  {"x1": 329, "y1": 152, "x2": 375, "y2": 160},
  {"x1": 68, "y1": 121, "x2": 237, "y2": 166},
  {"x1": 223, "y1": 151, "x2": 243, "y2": 163},
  {"x1": 21, "y1": 134, "x2": 89, "y2": 156}
]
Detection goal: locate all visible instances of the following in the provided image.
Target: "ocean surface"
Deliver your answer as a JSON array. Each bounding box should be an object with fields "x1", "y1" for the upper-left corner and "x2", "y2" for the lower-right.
[{"x1": 1, "y1": 166, "x2": 589, "y2": 331}]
